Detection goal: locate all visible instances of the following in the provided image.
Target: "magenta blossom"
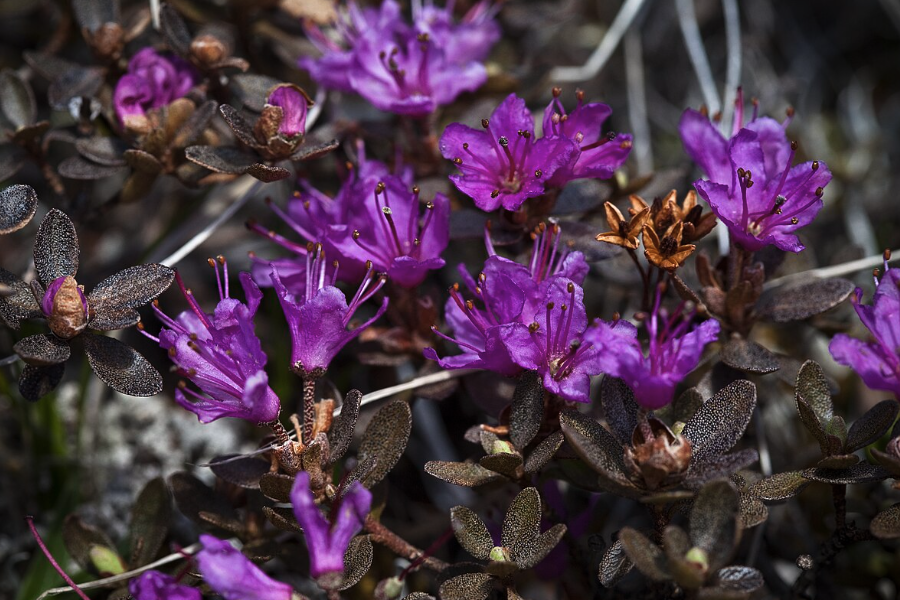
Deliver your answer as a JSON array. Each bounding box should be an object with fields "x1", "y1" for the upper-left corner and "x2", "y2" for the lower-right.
[
  {"x1": 266, "y1": 84, "x2": 309, "y2": 138},
  {"x1": 195, "y1": 535, "x2": 294, "y2": 600},
  {"x1": 829, "y1": 264, "x2": 900, "y2": 399},
  {"x1": 585, "y1": 297, "x2": 720, "y2": 410},
  {"x1": 412, "y1": 0, "x2": 500, "y2": 64},
  {"x1": 679, "y1": 95, "x2": 831, "y2": 253},
  {"x1": 440, "y1": 94, "x2": 578, "y2": 211},
  {"x1": 129, "y1": 571, "x2": 200, "y2": 600},
  {"x1": 271, "y1": 244, "x2": 388, "y2": 377},
  {"x1": 499, "y1": 278, "x2": 603, "y2": 402},
  {"x1": 542, "y1": 90, "x2": 633, "y2": 187},
  {"x1": 146, "y1": 259, "x2": 281, "y2": 424},
  {"x1": 291, "y1": 471, "x2": 372, "y2": 581},
  {"x1": 113, "y1": 48, "x2": 197, "y2": 127}
]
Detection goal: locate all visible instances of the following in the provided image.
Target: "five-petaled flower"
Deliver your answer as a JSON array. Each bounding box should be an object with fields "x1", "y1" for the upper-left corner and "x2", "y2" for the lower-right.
[
  {"x1": 679, "y1": 95, "x2": 830, "y2": 253},
  {"x1": 195, "y1": 535, "x2": 294, "y2": 600},
  {"x1": 0, "y1": 209, "x2": 174, "y2": 401},
  {"x1": 146, "y1": 257, "x2": 281, "y2": 424},
  {"x1": 829, "y1": 261, "x2": 900, "y2": 399},
  {"x1": 290, "y1": 470, "x2": 373, "y2": 584}
]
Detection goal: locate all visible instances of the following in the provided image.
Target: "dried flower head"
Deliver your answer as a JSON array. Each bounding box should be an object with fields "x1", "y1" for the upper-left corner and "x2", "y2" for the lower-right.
[{"x1": 595, "y1": 201, "x2": 650, "y2": 250}]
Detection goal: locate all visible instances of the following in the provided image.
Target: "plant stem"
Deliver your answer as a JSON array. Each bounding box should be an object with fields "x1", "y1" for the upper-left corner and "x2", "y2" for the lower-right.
[
  {"x1": 26, "y1": 516, "x2": 91, "y2": 600},
  {"x1": 302, "y1": 375, "x2": 316, "y2": 444},
  {"x1": 365, "y1": 517, "x2": 449, "y2": 572},
  {"x1": 831, "y1": 484, "x2": 847, "y2": 530}
]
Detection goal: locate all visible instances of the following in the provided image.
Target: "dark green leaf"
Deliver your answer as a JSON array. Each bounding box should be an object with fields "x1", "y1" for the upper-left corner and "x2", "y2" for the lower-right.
[
  {"x1": 559, "y1": 409, "x2": 626, "y2": 475},
  {"x1": 185, "y1": 145, "x2": 257, "y2": 174},
  {"x1": 801, "y1": 462, "x2": 889, "y2": 484},
  {"x1": 509, "y1": 370, "x2": 543, "y2": 450},
  {"x1": 871, "y1": 503, "x2": 900, "y2": 540},
  {"x1": 871, "y1": 448, "x2": 900, "y2": 478},
  {"x1": 438, "y1": 572, "x2": 494, "y2": 600},
  {"x1": 129, "y1": 477, "x2": 170, "y2": 567},
  {"x1": 682, "y1": 381, "x2": 756, "y2": 464},
  {"x1": 34, "y1": 208, "x2": 79, "y2": 284},
  {"x1": 756, "y1": 278, "x2": 854, "y2": 322},
  {"x1": 502, "y1": 487, "x2": 541, "y2": 562},
  {"x1": 74, "y1": 137, "x2": 128, "y2": 166},
  {"x1": 123, "y1": 149, "x2": 163, "y2": 175},
  {"x1": 619, "y1": 527, "x2": 670, "y2": 581},
  {"x1": 82, "y1": 333, "x2": 162, "y2": 396},
  {"x1": 796, "y1": 360, "x2": 834, "y2": 426},
  {"x1": 690, "y1": 481, "x2": 739, "y2": 571},
  {"x1": 0, "y1": 267, "x2": 39, "y2": 328},
  {"x1": 664, "y1": 526, "x2": 705, "y2": 590},
  {"x1": 749, "y1": 471, "x2": 810, "y2": 503},
  {"x1": 0, "y1": 69, "x2": 36, "y2": 129},
  {"x1": 72, "y1": 0, "x2": 118, "y2": 32},
  {"x1": 262, "y1": 506, "x2": 302, "y2": 533},
  {"x1": 14, "y1": 334, "x2": 70, "y2": 366},
  {"x1": 684, "y1": 449, "x2": 759, "y2": 489},
  {"x1": 0, "y1": 184, "x2": 38, "y2": 234},
  {"x1": 846, "y1": 400, "x2": 899, "y2": 452},
  {"x1": 219, "y1": 104, "x2": 259, "y2": 147},
  {"x1": 598, "y1": 539, "x2": 633, "y2": 587},
  {"x1": 450, "y1": 506, "x2": 493, "y2": 560},
  {"x1": 424, "y1": 461, "x2": 503, "y2": 487},
  {"x1": 246, "y1": 162, "x2": 292, "y2": 183},
  {"x1": 339, "y1": 535, "x2": 373, "y2": 590},
  {"x1": 209, "y1": 455, "x2": 270, "y2": 489},
  {"x1": 230, "y1": 74, "x2": 281, "y2": 111},
  {"x1": 18, "y1": 363, "x2": 65, "y2": 401},
  {"x1": 479, "y1": 452, "x2": 522, "y2": 479},
  {"x1": 713, "y1": 566, "x2": 764, "y2": 592},
  {"x1": 672, "y1": 387, "x2": 704, "y2": 424},
  {"x1": 816, "y1": 454, "x2": 858, "y2": 469},
  {"x1": 720, "y1": 338, "x2": 780, "y2": 374},
  {"x1": 160, "y1": 3, "x2": 192, "y2": 55},
  {"x1": 58, "y1": 155, "x2": 126, "y2": 179},
  {"x1": 328, "y1": 389, "x2": 361, "y2": 465},
  {"x1": 89, "y1": 264, "x2": 175, "y2": 313},
  {"x1": 600, "y1": 376, "x2": 639, "y2": 445},
  {"x1": 515, "y1": 523, "x2": 566, "y2": 569},
  {"x1": 62, "y1": 514, "x2": 117, "y2": 572},
  {"x1": 358, "y1": 400, "x2": 412, "y2": 487},
  {"x1": 170, "y1": 100, "x2": 218, "y2": 149},
  {"x1": 259, "y1": 472, "x2": 295, "y2": 502},
  {"x1": 289, "y1": 138, "x2": 340, "y2": 162},
  {"x1": 796, "y1": 395, "x2": 829, "y2": 454},
  {"x1": 523, "y1": 431, "x2": 564, "y2": 474}
]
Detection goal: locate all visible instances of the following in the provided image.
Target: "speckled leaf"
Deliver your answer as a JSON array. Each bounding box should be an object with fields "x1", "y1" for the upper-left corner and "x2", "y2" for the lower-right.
[
  {"x1": 672, "y1": 387, "x2": 704, "y2": 424},
  {"x1": 290, "y1": 138, "x2": 340, "y2": 162},
  {"x1": 169, "y1": 471, "x2": 242, "y2": 532},
  {"x1": 509, "y1": 370, "x2": 543, "y2": 449},
  {"x1": 402, "y1": 594, "x2": 436, "y2": 600},
  {"x1": 75, "y1": 137, "x2": 128, "y2": 166},
  {"x1": 129, "y1": 477, "x2": 170, "y2": 567},
  {"x1": 63, "y1": 514, "x2": 117, "y2": 572},
  {"x1": 690, "y1": 481, "x2": 739, "y2": 570},
  {"x1": 210, "y1": 455, "x2": 270, "y2": 489},
  {"x1": 749, "y1": 471, "x2": 809, "y2": 503},
  {"x1": 479, "y1": 452, "x2": 522, "y2": 479},
  {"x1": 328, "y1": 389, "x2": 361, "y2": 465},
  {"x1": 425, "y1": 461, "x2": 504, "y2": 487},
  {"x1": 262, "y1": 506, "x2": 303, "y2": 532},
  {"x1": 802, "y1": 462, "x2": 889, "y2": 484},
  {"x1": 259, "y1": 472, "x2": 294, "y2": 502},
  {"x1": 89, "y1": 264, "x2": 175, "y2": 314},
  {"x1": 479, "y1": 429, "x2": 499, "y2": 454},
  {"x1": 524, "y1": 431, "x2": 564, "y2": 474},
  {"x1": 826, "y1": 416, "x2": 847, "y2": 445},
  {"x1": 0, "y1": 143, "x2": 27, "y2": 181},
  {"x1": 559, "y1": 409, "x2": 626, "y2": 475},
  {"x1": 89, "y1": 307, "x2": 141, "y2": 331},
  {"x1": 58, "y1": 155, "x2": 126, "y2": 179},
  {"x1": 438, "y1": 572, "x2": 494, "y2": 600},
  {"x1": 246, "y1": 162, "x2": 291, "y2": 183},
  {"x1": 14, "y1": 334, "x2": 70, "y2": 366},
  {"x1": 124, "y1": 149, "x2": 163, "y2": 175},
  {"x1": 0, "y1": 267, "x2": 39, "y2": 328},
  {"x1": 0, "y1": 69, "x2": 36, "y2": 129},
  {"x1": 684, "y1": 449, "x2": 759, "y2": 489},
  {"x1": 358, "y1": 400, "x2": 411, "y2": 487},
  {"x1": 871, "y1": 449, "x2": 900, "y2": 477},
  {"x1": 160, "y1": 3, "x2": 191, "y2": 55},
  {"x1": 230, "y1": 74, "x2": 281, "y2": 112},
  {"x1": 34, "y1": 208, "x2": 79, "y2": 284},
  {"x1": 598, "y1": 539, "x2": 633, "y2": 587},
  {"x1": 0, "y1": 184, "x2": 37, "y2": 234},
  {"x1": 82, "y1": 333, "x2": 162, "y2": 396},
  {"x1": 720, "y1": 338, "x2": 780, "y2": 374},
  {"x1": 664, "y1": 526, "x2": 704, "y2": 590},
  {"x1": 185, "y1": 145, "x2": 257, "y2": 174},
  {"x1": 846, "y1": 400, "x2": 899, "y2": 452},
  {"x1": 871, "y1": 503, "x2": 900, "y2": 539},
  {"x1": 219, "y1": 104, "x2": 259, "y2": 147},
  {"x1": 738, "y1": 491, "x2": 768, "y2": 529},
  {"x1": 796, "y1": 396, "x2": 829, "y2": 454},
  {"x1": 619, "y1": 527, "x2": 670, "y2": 581},
  {"x1": 339, "y1": 535, "x2": 373, "y2": 590},
  {"x1": 515, "y1": 523, "x2": 566, "y2": 569},
  {"x1": 713, "y1": 566, "x2": 764, "y2": 592},
  {"x1": 816, "y1": 454, "x2": 858, "y2": 469},
  {"x1": 682, "y1": 381, "x2": 756, "y2": 464},
  {"x1": 450, "y1": 506, "x2": 493, "y2": 560},
  {"x1": 18, "y1": 363, "x2": 65, "y2": 401},
  {"x1": 72, "y1": 0, "x2": 118, "y2": 32},
  {"x1": 796, "y1": 361, "x2": 833, "y2": 426},
  {"x1": 171, "y1": 100, "x2": 218, "y2": 148},
  {"x1": 501, "y1": 487, "x2": 541, "y2": 561},
  {"x1": 600, "y1": 376, "x2": 639, "y2": 445},
  {"x1": 757, "y1": 278, "x2": 854, "y2": 322}
]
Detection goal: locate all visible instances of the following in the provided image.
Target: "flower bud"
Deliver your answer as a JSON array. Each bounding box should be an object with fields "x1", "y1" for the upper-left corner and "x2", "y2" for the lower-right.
[
  {"x1": 266, "y1": 84, "x2": 311, "y2": 139},
  {"x1": 489, "y1": 546, "x2": 511, "y2": 562},
  {"x1": 42, "y1": 276, "x2": 89, "y2": 339},
  {"x1": 190, "y1": 34, "x2": 227, "y2": 65},
  {"x1": 491, "y1": 439, "x2": 516, "y2": 455}
]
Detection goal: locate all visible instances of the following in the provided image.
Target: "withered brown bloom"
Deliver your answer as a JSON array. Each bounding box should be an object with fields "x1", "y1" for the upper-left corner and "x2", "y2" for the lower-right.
[
  {"x1": 595, "y1": 201, "x2": 649, "y2": 249},
  {"x1": 642, "y1": 221, "x2": 696, "y2": 271},
  {"x1": 631, "y1": 189, "x2": 717, "y2": 244}
]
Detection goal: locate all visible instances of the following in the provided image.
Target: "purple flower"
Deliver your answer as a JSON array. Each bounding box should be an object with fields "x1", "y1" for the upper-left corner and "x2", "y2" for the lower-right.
[
  {"x1": 147, "y1": 259, "x2": 281, "y2": 424},
  {"x1": 829, "y1": 265, "x2": 900, "y2": 399},
  {"x1": 542, "y1": 90, "x2": 632, "y2": 187},
  {"x1": 266, "y1": 84, "x2": 309, "y2": 138},
  {"x1": 195, "y1": 535, "x2": 294, "y2": 600},
  {"x1": 114, "y1": 48, "x2": 197, "y2": 127},
  {"x1": 440, "y1": 94, "x2": 578, "y2": 211},
  {"x1": 679, "y1": 99, "x2": 831, "y2": 253},
  {"x1": 412, "y1": 0, "x2": 500, "y2": 64},
  {"x1": 585, "y1": 298, "x2": 720, "y2": 409},
  {"x1": 271, "y1": 245, "x2": 388, "y2": 377},
  {"x1": 291, "y1": 471, "x2": 372, "y2": 580},
  {"x1": 129, "y1": 570, "x2": 200, "y2": 600},
  {"x1": 499, "y1": 278, "x2": 602, "y2": 402}
]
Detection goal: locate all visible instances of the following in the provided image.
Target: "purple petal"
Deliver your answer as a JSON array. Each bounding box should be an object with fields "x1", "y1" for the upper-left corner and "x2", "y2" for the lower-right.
[
  {"x1": 679, "y1": 109, "x2": 731, "y2": 184},
  {"x1": 267, "y1": 84, "x2": 308, "y2": 137},
  {"x1": 129, "y1": 571, "x2": 201, "y2": 600},
  {"x1": 196, "y1": 535, "x2": 294, "y2": 600}
]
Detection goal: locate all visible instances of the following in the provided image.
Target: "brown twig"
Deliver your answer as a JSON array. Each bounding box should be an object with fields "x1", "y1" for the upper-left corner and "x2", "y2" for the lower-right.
[{"x1": 365, "y1": 516, "x2": 450, "y2": 572}]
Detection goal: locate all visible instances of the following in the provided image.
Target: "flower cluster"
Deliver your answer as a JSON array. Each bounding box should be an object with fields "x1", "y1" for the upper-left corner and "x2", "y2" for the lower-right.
[
  {"x1": 114, "y1": 48, "x2": 198, "y2": 130},
  {"x1": 679, "y1": 93, "x2": 831, "y2": 253},
  {"x1": 300, "y1": 0, "x2": 498, "y2": 115},
  {"x1": 440, "y1": 91, "x2": 632, "y2": 212}
]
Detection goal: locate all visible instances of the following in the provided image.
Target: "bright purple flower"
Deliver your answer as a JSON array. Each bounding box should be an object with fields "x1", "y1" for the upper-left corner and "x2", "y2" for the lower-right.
[
  {"x1": 113, "y1": 48, "x2": 197, "y2": 126},
  {"x1": 129, "y1": 570, "x2": 200, "y2": 600},
  {"x1": 266, "y1": 84, "x2": 309, "y2": 138},
  {"x1": 440, "y1": 94, "x2": 578, "y2": 212},
  {"x1": 542, "y1": 91, "x2": 632, "y2": 187},
  {"x1": 412, "y1": 0, "x2": 500, "y2": 63},
  {"x1": 291, "y1": 471, "x2": 372, "y2": 580},
  {"x1": 829, "y1": 265, "x2": 900, "y2": 399},
  {"x1": 585, "y1": 297, "x2": 720, "y2": 410},
  {"x1": 271, "y1": 245, "x2": 388, "y2": 377},
  {"x1": 499, "y1": 278, "x2": 602, "y2": 403},
  {"x1": 146, "y1": 260, "x2": 281, "y2": 424},
  {"x1": 328, "y1": 175, "x2": 450, "y2": 287},
  {"x1": 196, "y1": 535, "x2": 294, "y2": 600},
  {"x1": 679, "y1": 95, "x2": 831, "y2": 253}
]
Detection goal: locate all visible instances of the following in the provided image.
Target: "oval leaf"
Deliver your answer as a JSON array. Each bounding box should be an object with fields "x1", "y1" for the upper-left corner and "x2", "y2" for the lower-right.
[
  {"x1": 501, "y1": 487, "x2": 541, "y2": 561},
  {"x1": 682, "y1": 380, "x2": 756, "y2": 464},
  {"x1": 339, "y1": 535, "x2": 373, "y2": 590},
  {"x1": 757, "y1": 278, "x2": 854, "y2": 322},
  {"x1": 129, "y1": 477, "x2": 171, "y2": 567},
  {"x1": 618, "y1": 527, "x2": 670, "y2": 581},
  {"x1": 82, "y1": 333, "x2": 162, "y2": 396},
  {"x1": 0, "y1": 184, "x2": 38, "y2": 234},
  {"x1": 598, "y1": 539, "x2": 633, "y2": 587},
  {"x1": 358, "y1": 400, "x2": 412, "y2": 487},
  {"x1": 88, "y1": 264, "x2": 175, "y2": 313},
  {"x1": 438, "y1": 572, "x2": 494, "y2": 600},
  {"x1": 34, "y1": 208, "x2": 79, "y2": 284},
  {"x1": 210, "y1": 455, "x2": 270, "y2": 489},
  {"x1": 846, "y1": 400, "x2": 900, "y2": 453},
  {"x1": 720, "y1": 338, "x2": 780, "y2": 374},
  {"x1": 509, "y1": 370, "x2": 543, "y2": 450},
  {"x1": 871, "y1": 503, "x2": 900, "y2": 540},
  {"x1": 424, "y1": 461, "x2": 502, "y2": 487},
  {"x1": 748, "y1": 471, "x2": 810, "y2": 503},
  {"x1": 14, "y1": 334, "x2": 70, "y2": 366},
  {"x1": 559, "y1": 409, "x2": 626, "y2": 475},
  {"x1": 450, "y1": 506, "x2": 494, "y2": 560}
]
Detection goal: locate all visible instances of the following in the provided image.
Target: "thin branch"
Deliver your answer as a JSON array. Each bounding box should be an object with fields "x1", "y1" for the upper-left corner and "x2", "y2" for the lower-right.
[
  {"x1": 719, "y1": 0, "x2": 742, "y2": 133},
  {"x1": 676, "y1": 0, "x2": 721, "y2": 115},
  {"x1": 36, "y1": 542, "x2": 202, "y2": 599},
  {"x1": 0, "y1": 354, "x2": 21, "y2": 367},
  {"x1": 763, "y1": 248, "x2": 900, "y2": 290},
  {"x1": 150, "y1": 0, "x2": 160, "y2": 30},
  {"x1": 27, "y1": 516, "x2": 90, "y2": 600},
  {"x1": 548, "y1": 0, "x2": 648, "y2": 82},
  {"x1": 624, "y1": 28, "x2": 653, "y2": 174}
]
